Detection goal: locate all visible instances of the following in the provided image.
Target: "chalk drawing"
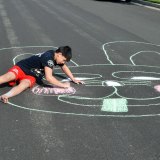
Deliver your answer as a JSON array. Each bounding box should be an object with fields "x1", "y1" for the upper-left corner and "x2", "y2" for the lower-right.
[
  {"x1": 0, "y1": 41, "x2": 160, "y2": 117},
  {"x1": 102, "y1": 98, "x2": 128, "y2": 112},
  {"x1": 32, "y1": 85, "x2": 76, "y2": 96},
  {"x1": 154, "y1": 85, "x2": 160, "y2": 92}
]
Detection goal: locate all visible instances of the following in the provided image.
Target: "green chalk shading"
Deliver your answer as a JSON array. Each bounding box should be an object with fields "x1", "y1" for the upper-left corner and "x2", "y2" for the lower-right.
[{"x1": 101, "y1": 98, "x2": 128, "y2": 112}]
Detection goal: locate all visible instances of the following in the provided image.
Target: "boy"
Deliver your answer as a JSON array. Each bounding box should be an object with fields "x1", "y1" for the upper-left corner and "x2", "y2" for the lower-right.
[{"x1": 0, "y1": 46, "x2": 83, "y2": 103}]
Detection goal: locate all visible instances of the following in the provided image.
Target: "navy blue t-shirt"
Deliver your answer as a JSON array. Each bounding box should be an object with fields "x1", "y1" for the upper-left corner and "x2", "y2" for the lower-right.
[{"x1": 16, "y1": 50, "x2": 59, "y2": 82}]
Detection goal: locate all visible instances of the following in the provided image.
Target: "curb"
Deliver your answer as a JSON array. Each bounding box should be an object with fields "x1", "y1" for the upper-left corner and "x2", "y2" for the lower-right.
[{"x1": 133, "y1": 0, "x2": 160, "y2": 9}]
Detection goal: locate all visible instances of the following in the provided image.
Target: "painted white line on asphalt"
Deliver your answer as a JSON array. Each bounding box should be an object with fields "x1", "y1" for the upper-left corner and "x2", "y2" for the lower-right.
[
  {"x1": 0, "y1": 0, "x2": 23, "y2": 53},
  {"x1": 145, "y1": 5, "x2": 160, "y2": 11},
  {"x1": 132, "y1": 2, "x2": 160, "y2": 11}
]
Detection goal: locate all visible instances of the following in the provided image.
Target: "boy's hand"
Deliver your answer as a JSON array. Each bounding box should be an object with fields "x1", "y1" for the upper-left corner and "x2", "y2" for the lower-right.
[
  {"x1": 73, "y1": 79, "x2": 85, "y2": 84},
  {"x1": 63, "y1": 82, "x2": 71, "y2": 88}
]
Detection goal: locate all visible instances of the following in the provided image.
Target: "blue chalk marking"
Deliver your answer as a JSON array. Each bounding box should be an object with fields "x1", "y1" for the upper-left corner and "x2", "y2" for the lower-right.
[{"x1": 101, "y1": 98, "x2": 128, "y2": 112}]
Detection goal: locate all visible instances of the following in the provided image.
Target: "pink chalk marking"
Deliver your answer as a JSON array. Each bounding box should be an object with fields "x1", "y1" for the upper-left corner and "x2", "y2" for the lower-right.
[
  {"x1": 32, "y1": 85, "x2": 76, "y2": 96},
  {"x1": 154, "y1": 85, "x2": 160, "y2": 92}
]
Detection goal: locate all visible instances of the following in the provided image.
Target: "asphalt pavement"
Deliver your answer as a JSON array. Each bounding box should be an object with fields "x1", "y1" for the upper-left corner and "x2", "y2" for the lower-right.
[{"x1": 0, "y1": 0, "x2": 160, "y2": 160}]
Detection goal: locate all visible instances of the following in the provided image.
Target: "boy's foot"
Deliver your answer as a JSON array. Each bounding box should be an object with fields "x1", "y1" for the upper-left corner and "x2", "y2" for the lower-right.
[{"x1": 0, "y1": 95, "x2": 9, "y2": 103}]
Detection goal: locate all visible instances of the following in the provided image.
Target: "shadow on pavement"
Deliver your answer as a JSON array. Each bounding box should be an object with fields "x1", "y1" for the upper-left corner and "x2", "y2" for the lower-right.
[
  {"x1": 93, "y1": 0, "x2": 132, "y2": 4},
  {"x1": 0, "y1": 83, "x2": 11, "y2": 88}
]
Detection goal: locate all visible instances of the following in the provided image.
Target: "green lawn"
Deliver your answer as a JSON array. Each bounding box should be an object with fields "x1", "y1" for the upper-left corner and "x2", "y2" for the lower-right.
[{"x1": 145, "y1": 0, "x2": 160, "y2": 4}]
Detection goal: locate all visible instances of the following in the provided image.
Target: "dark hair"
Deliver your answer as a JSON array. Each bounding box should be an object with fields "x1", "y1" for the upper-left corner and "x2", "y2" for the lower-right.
[{"x1": 56, "y1": 46, "x2": 72, "y2": 62}]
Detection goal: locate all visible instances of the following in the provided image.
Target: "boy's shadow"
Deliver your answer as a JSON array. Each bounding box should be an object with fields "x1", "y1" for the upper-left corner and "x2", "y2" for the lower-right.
[{"x1": 0, "y1": 83, "x2": 11, "y2": 88}]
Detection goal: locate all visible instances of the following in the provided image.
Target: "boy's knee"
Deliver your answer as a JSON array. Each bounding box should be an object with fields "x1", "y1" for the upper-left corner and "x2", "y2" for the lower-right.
[
  {"x1": 0, "y1": 72, "x2": 15, "y2": 84},
  {"x1": 5, "y1": 72, "x2": 16, "y2": 81},
  {"x1": 20, "y1": 79, "x2": 31, "y2": 88}
]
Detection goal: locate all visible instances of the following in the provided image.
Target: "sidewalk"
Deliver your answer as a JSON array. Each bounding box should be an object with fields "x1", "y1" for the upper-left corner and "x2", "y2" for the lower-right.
[{"x1": 133, "y1": 0, "x2": 160, "y2": 9}]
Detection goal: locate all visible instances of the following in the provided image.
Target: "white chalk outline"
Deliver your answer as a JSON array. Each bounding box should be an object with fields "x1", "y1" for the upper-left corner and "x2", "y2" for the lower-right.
[{"x1": 0, "y1": 42, "x2": 160, "y2": 117}]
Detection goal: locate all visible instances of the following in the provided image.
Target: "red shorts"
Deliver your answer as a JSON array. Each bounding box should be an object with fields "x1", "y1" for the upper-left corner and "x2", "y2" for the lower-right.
[{"x1": 8, "y1": 65, "x2": 36, "y2": 88}]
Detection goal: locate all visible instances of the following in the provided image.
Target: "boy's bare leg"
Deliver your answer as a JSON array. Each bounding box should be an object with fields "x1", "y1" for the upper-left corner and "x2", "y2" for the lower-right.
[
  {"x1": 0, "y1": 72, "x2": 16, "y2": 84},
  {"x1": 0, "y1": 79, "x2": 31, "y2": 103}
]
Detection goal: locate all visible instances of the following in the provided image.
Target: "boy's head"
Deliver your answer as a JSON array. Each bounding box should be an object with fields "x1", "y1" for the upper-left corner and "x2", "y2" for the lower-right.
[{"x1": 55, "y1": 46, "x2": 72, "y2": 65}]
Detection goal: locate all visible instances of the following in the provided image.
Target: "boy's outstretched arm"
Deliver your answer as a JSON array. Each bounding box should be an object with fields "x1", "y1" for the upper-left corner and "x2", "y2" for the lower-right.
[
  {"x1": 61, "y1": 64, "x2": 84, "y2": 84},
  {"x1": 44, "y1": 66, "x2": 70, "y2": 88}
]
